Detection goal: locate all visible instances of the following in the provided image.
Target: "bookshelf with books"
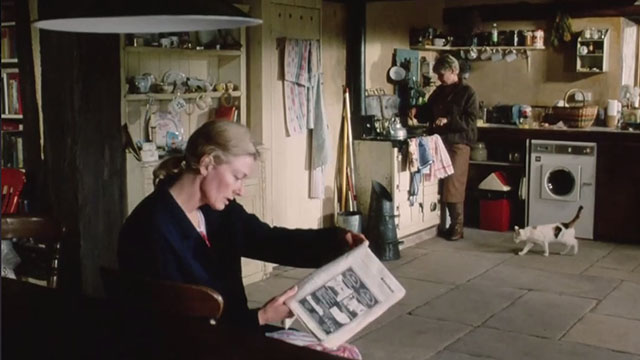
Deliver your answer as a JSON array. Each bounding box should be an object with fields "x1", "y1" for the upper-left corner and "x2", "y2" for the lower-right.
[
  {"x1": 1, "y1": 122, "x2": 23, "y2": 168},
  {"x1": 2, "y1": 68, "x2": 23, "y2": 118},
  {"x1": 1, "y1": 0, "x2": 24, "y2": 170}
]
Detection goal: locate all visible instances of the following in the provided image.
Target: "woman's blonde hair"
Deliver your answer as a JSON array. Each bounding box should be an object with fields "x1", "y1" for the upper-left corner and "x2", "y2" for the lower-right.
[{"x1": 153, "y1": 121, "x2": 259, "y2": 186}]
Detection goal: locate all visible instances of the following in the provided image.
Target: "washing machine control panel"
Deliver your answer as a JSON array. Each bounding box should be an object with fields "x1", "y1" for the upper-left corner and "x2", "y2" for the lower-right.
[{"x1": 531, "y1": 144, "x2": 595, "y2": 156}]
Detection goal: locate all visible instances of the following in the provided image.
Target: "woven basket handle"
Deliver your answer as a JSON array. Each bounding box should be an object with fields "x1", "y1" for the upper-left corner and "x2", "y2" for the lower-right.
[{"x1": 564, "y1": 88, "x2": 586, "y2": 107}]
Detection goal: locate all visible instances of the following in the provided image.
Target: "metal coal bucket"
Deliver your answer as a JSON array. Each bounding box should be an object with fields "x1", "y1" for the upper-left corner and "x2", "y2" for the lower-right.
[{"x1": 365, "y1": 181, "x2": 402, "y2": 261}]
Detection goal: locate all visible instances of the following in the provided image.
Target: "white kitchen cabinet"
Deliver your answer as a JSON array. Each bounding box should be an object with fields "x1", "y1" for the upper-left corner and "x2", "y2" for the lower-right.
[
  {"x1": 354, "y1": 140, "x2": 440, "y2": 240},
  {"x1": 576, "y1": 28, "x2": 609, "y2": 73}
]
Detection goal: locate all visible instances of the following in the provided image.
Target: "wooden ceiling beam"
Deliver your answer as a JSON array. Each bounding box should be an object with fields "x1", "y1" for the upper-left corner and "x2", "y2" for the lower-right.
[{"x1": 443, "y1": 1, "x2": 640, "y2": 25}]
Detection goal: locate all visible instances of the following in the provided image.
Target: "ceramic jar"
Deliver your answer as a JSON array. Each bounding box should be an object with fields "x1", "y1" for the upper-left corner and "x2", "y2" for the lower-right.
[{"x1": 471, "y1": 142, "x2": 488, "y2": 161}]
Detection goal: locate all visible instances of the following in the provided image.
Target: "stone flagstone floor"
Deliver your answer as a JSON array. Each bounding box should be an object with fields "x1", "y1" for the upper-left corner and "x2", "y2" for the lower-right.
[{"x1": 244, "y1": 228, "x2": 640, "y2": 360}]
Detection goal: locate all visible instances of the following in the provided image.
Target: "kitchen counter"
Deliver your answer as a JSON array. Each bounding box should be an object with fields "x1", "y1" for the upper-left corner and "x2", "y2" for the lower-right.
[
  {"x1": 478, "y1": 123, "x2": 640, "y2": 135},
  {"x1": 474, "y1": 124, "x2": 640, "y2": 243}
]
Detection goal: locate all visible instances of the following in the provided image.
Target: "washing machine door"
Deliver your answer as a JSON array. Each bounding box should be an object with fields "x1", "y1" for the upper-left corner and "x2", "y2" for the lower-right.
[{"x1": 540, "y1": 164, "x2": 580, "y2": 201}]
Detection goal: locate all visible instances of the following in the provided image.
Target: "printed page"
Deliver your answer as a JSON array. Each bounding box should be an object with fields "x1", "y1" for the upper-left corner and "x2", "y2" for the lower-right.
[{"x1": 286, "y1": 244, "x2": 405, "y2": 348}]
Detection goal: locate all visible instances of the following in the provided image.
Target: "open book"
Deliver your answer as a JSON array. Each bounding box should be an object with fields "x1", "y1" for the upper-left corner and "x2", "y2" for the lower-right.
[{"x1": 285, "y1": 243, "x2": 405, "y2": 348}]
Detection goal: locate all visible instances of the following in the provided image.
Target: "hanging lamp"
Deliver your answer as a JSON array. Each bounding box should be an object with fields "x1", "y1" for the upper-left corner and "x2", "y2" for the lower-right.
[{"x1": 32, "y1": 0, "x2": 261, "y2": 33}]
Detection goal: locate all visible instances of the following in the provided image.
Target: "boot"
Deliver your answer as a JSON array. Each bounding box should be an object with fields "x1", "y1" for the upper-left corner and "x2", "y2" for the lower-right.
[
  {"x1": 446, "y1": 202, "x2": 464, "y2": 241},
  {"x1": 437, "y1": 200, "x2": 450, "y2": 238}
]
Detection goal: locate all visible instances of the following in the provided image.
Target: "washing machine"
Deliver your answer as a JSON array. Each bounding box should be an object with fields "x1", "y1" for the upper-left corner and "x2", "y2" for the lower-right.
[{"x1": 527, "y1": 140, "x2": 596, "y2": 239}]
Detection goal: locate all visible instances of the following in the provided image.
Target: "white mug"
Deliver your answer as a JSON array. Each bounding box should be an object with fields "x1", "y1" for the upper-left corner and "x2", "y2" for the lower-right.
[
  {"x1": 480, "y1": 47, "x2": 492, "y2": 60},
  {"x1": 195, "y1": 93, "x2": 212, "y2": 111},
  {"x1": 466, "y1": 47, "x2": 478, "y2": 60},
  {"x1": 169, "y1": 96, "x2": 187, "y2": 114},
  {"x1": 159, "y1": 38, "x2": 171, "y2": 48},
  {"x1": 169, "y1": 36, "x2": 179, "y2": 48},
  {"x1": 433, "y1": 38, "x2": 447, "y2": 47},
  {"x1": 504, "y1": 49, "x2": 517, "y2": 62},
  {"x1": 491, "y1": 49, "x2": 503, "y2": 62}
]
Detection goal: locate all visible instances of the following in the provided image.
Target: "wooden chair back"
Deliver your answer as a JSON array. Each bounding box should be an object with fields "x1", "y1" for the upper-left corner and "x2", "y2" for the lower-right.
[
  {"x1": 1, "y1": 215, "x2": 65, "y2": 288},
  {"x1": 1, "y1": 168, "x2": 26, "y2": 214},
  {"x1": 99, "y1": 267, "x2": 224, "y2": 325}
]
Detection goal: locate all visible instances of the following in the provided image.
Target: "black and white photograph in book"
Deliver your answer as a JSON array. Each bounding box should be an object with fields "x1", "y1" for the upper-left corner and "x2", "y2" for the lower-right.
[{"x1": 299, "y1": 268, "x2": 378, "y2": 335}]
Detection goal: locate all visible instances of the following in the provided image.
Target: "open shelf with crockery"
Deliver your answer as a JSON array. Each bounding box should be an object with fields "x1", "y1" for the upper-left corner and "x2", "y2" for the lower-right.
[
  {"x1": 124, "y1": 46, "x2": 242, "y2": 57},
  {"x1": 411, "y1": 45, "x2": 544, "y2": 51},
  {"x1": 125, "y1": 91, "x2": 242, "y2": 101},
  {"x1": 576, "y1": 28, "x2": 608, "y2": 73},
  {"x1": 120, "y1": 25, "x2": 247, "y2": 212}
]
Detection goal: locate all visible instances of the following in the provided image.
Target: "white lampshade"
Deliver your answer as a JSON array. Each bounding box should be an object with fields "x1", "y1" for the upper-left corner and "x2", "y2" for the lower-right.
[{"x1": 32, "y1": 0, "x2": 262, "y2": 33}]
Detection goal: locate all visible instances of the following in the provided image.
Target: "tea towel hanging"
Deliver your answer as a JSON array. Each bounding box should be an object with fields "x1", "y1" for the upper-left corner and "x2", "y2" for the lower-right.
[{"x1": 284, "y1": 38, "x2": 331, "y2": 198}]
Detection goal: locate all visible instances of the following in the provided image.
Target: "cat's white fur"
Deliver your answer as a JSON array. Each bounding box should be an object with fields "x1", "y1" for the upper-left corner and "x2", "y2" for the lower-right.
[{"x1": 513, "y1": 206, "x2": 583, "y2": 256}]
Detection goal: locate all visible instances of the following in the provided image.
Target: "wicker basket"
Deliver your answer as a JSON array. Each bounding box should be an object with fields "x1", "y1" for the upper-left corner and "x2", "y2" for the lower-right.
[{"x1": 550, "y1": 89, "x2": 598, "y2": 128}]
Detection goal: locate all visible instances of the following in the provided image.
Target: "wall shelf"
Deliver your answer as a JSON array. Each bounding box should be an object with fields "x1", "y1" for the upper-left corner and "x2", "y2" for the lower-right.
[
  {"x1": 576, "y1": 28, "x2": 608, "y2": 73},
  {"x1": 124, "y1": 46, "x2": 242, "y2": 57},
  {"x1": 470, "y1": 160, "x2": 523, "y2": 167},
  {"x1": 124, "y1": 91, "x2": 242, "y2": 101},
  {"x1": 411, "y1": 45, "x2": 545, "y2": 51}
]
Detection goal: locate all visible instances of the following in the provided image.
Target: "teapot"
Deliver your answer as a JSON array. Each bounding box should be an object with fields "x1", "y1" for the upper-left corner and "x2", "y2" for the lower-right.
[
  {"x1": 432, "y1": 37, "x2": 448, "y2": 47},
  {"x1": 128, "y1": 73, "x2": 156, "y2": 94},
  {"x1": 387, "y1": 116, "x2": 407, "y2": 140}
]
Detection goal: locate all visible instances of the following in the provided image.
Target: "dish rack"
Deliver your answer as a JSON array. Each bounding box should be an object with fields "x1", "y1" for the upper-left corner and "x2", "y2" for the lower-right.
[{"x1": 550, "y1": 88, "x2": 598, "y2": 128}]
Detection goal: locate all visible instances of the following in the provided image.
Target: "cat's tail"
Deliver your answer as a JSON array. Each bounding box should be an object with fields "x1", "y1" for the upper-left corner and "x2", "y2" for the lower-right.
[{"x1": 564, "y1": 205, "x2": 584, "y2": 229}]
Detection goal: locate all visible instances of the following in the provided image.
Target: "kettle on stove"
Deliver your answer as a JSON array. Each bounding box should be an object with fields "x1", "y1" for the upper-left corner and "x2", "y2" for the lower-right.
[{"x1": 387, "y1": 116, "x2": 407, "y2": 140}]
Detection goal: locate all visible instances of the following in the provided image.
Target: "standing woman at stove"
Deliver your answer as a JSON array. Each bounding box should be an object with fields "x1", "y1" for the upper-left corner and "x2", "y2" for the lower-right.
[{"x1": 414, "y1": 54, "x2": 479, "y2": 241}]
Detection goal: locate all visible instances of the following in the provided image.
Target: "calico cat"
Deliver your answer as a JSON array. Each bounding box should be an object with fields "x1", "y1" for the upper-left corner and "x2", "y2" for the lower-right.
[{"x1": 514, "y1": 205, "x2": 583, "y2": 256}]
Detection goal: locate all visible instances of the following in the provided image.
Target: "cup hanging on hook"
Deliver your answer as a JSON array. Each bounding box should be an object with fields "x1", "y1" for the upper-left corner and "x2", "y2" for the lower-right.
[
  {"x1": 490, "y1": 49, "x2": 503, "y2": 62},
  {"x1": 504, "y1": 49, "x2": 518, "y2": 62}
]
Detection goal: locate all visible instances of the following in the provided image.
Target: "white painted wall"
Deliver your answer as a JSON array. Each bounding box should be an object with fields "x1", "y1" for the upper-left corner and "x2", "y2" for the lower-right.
[{"x1": 247, "y1": 0, "x2": 347, "y2": 229}]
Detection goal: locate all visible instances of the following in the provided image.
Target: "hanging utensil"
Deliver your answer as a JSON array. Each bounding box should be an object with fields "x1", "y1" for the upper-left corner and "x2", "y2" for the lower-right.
[{"x1": 143, "y1": 96, "x2": 155, "y2": 142}]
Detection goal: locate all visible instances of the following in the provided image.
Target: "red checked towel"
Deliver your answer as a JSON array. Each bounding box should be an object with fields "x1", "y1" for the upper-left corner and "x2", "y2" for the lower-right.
[
  {"x1": 266, "y1": 329, "x2": 362, "y2": 359},
  {"x1": 424, "y1": 134, "x2": 454, "y2": 182},
  {"x1": 284, "y1": 39, "x2": 311, "y2": 136},
  {"x1": 284, "y1": 39, "x2": 331, "y2": 198}
]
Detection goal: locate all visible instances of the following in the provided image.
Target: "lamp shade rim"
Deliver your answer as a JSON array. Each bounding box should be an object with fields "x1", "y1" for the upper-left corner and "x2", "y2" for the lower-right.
[{"x1": 32, "y1": 15, "x2": 262, "y2": 33}]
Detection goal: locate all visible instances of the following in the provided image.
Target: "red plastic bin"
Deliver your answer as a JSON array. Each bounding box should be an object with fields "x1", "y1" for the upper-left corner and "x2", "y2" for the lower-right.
[{"x1": 479, "y1": 196, "x2": 511, "y2": 232}]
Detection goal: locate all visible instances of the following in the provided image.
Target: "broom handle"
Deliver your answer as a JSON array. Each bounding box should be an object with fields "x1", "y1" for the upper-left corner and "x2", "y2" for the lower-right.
[
  {"x1": 347, "y1": 166, "x2": 356, "y2": 211},
  {"x1": 344, "y1": 87, "x2": 357, "y2": 211},
  {"x1": 340, "y1": 88, "x2": 349, "y2": 212}
]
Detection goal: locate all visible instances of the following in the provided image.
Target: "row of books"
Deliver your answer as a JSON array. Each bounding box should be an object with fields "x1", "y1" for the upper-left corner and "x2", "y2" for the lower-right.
[
  {"x1": 2, "y1": 129, "x2": 24, "y2": 168},
  {"x1": 1, "y1": 26, "x2": 17, "y2": 60},
  {"x1": 1, "y1": 69, "x2": 21, "y2": 115}
]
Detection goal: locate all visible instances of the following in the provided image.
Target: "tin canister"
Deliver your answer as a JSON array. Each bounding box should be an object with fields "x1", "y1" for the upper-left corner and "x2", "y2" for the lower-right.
[
  {"x1": 524, "y1": 31, "x2": 533, "y2": 46},
  {"x1": 533, "y1": 29, "x2": 544, "y2": 47}
]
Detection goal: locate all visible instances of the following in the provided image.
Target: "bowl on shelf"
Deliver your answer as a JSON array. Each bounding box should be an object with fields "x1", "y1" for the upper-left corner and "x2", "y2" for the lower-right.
[{"x1": 153, "y1": 82, "x2": 173, "y2": 94}]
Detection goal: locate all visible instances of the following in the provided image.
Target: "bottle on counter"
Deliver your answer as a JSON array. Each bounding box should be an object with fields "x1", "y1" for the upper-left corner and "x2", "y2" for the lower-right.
[
  {"x1": 491, "y1": 23, "x2": 498, "y2": 46},
  {"x1": 478, "y1": 101, "x2": 487, "y2": 126},
  {"x1": 519, "y1": 105, "x2": 532, "y2": 128}
]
